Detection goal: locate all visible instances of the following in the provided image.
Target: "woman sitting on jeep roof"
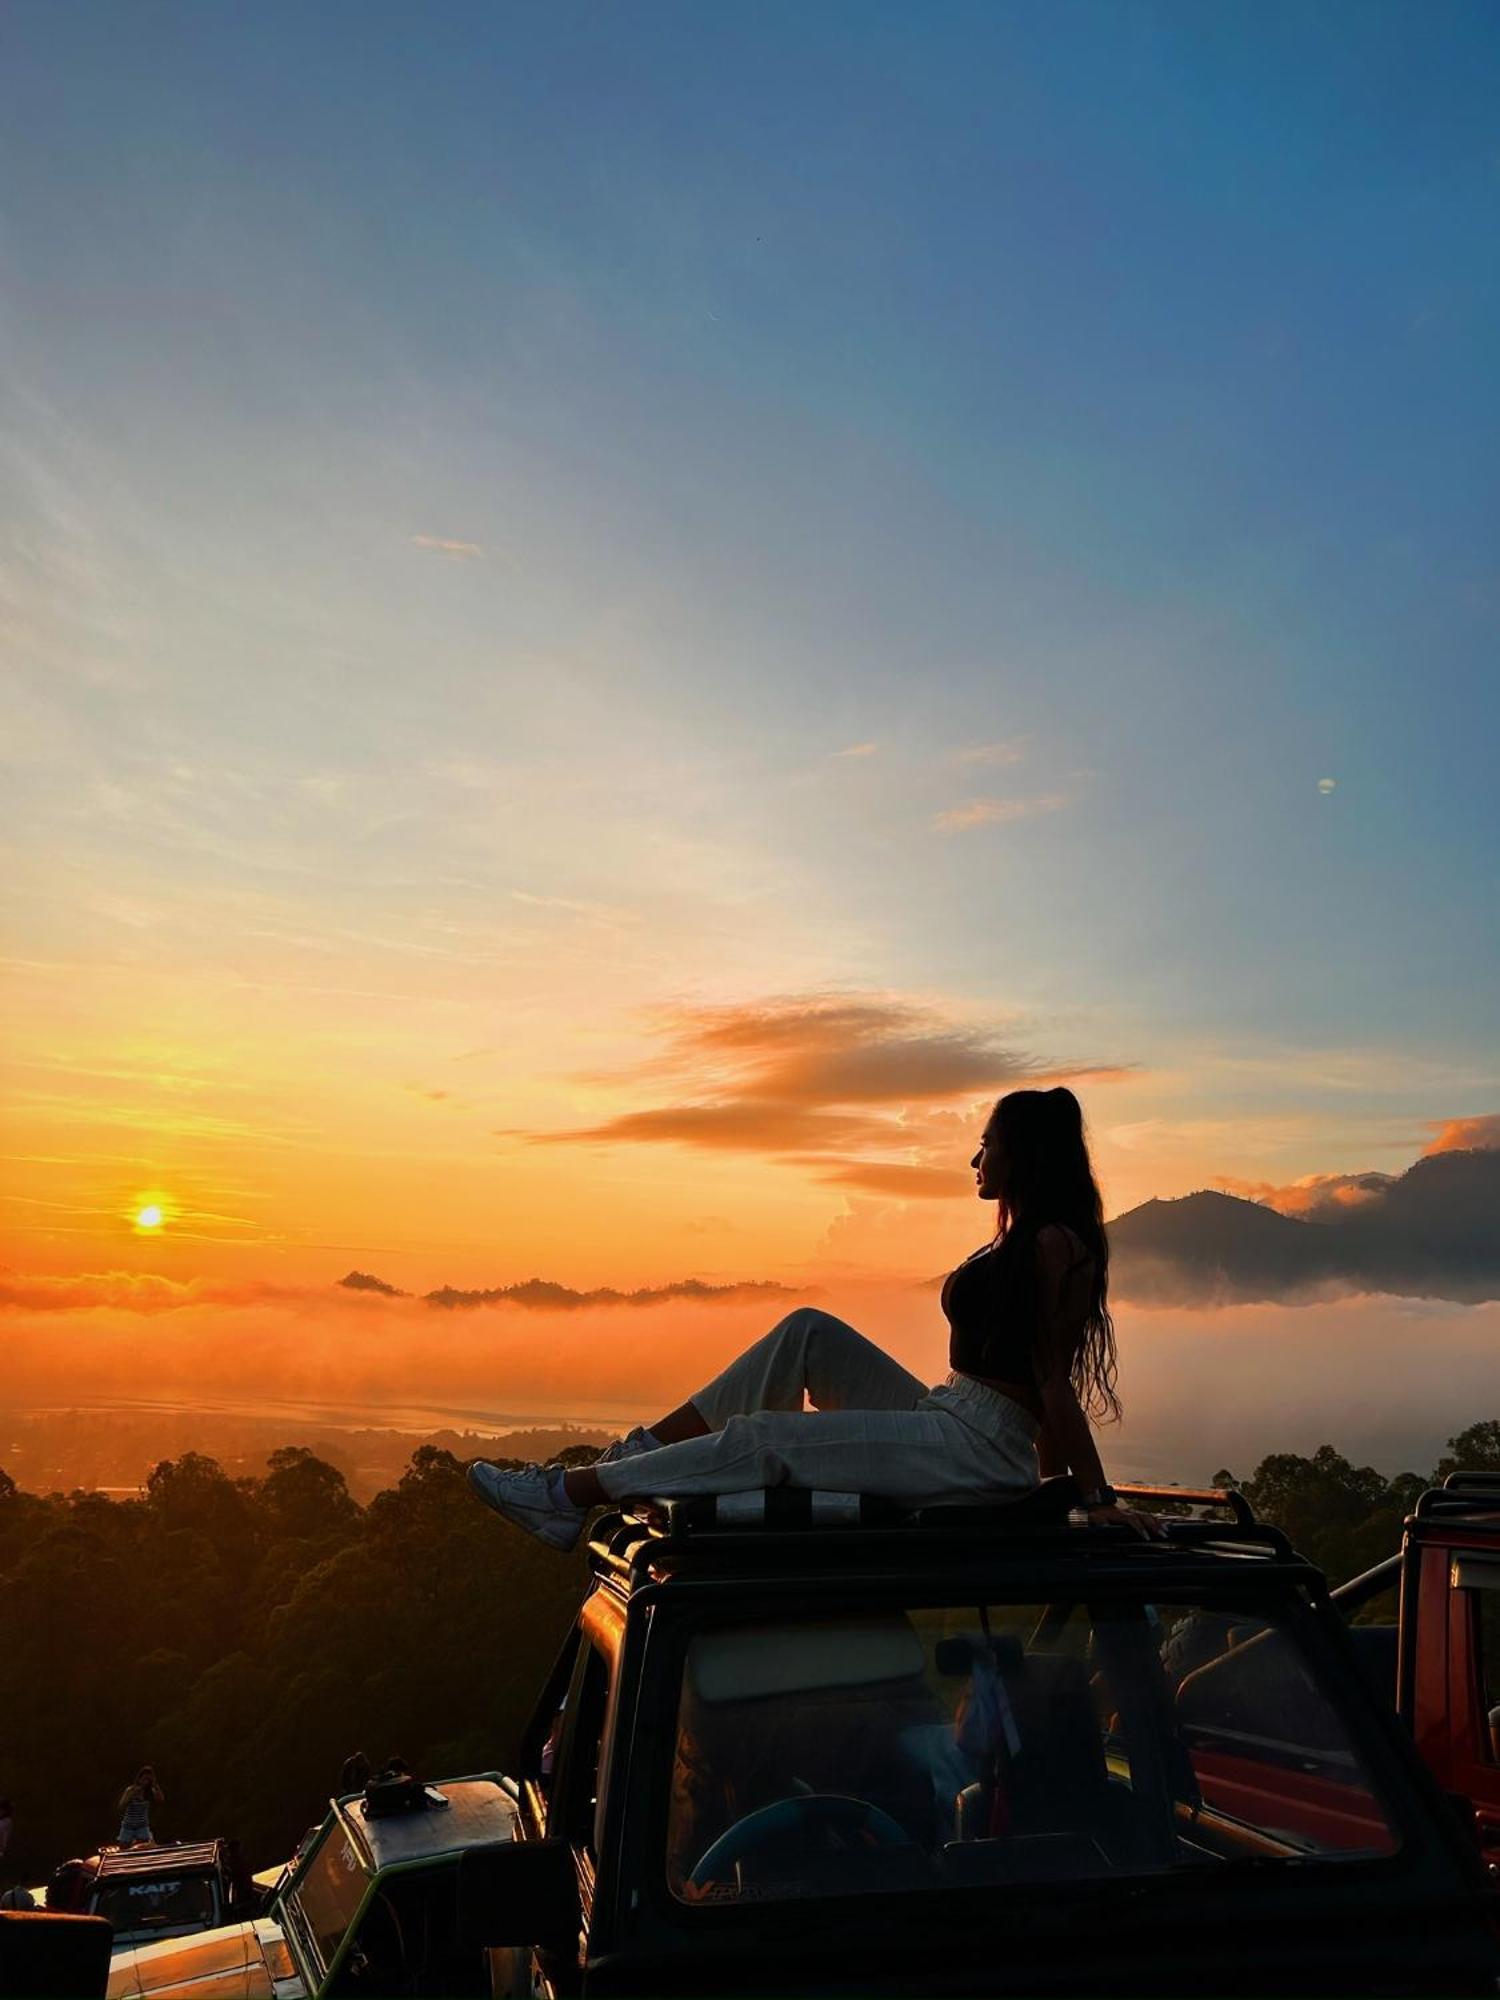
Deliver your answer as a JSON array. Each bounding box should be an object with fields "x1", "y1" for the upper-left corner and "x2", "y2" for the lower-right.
[{"x1": 469, "y1": 1087, "x2": 1159, "y2": 1546}]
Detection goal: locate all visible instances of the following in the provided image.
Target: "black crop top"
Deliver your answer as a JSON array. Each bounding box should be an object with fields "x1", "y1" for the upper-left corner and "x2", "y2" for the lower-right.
[{"x1": 942, "y1": 1226, "x2": 1094, "y2": 1391}]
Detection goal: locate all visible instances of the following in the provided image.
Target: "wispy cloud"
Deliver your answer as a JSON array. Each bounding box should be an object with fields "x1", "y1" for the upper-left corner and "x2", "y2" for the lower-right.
[
  {"x1": 933, "y1": 792, "x2": 1069, "y2": 833},
  {"x1": 511, "y1": 890, "x2": 640, "y2": 928},
  {"x1": 530, "y1": 991, "x2": 1127, "y2": 1194},
  {"x1": 953, "y1": 738, "x2": 1028, "y2": 767},
  {"x1": 410, "y1": 534, "x2": 482, "y2": 560},
  {"x1": 831, "y1": 742, "x2": 878, "y2": 759},
  {"x1": 0, "y1": 1271, "x2": 303, "y2": 1313}
]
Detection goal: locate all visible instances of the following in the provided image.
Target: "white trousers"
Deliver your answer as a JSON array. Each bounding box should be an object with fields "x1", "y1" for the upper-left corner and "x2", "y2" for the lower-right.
[{"x1": 594, "y1": 1307, "x2": 1039, "y2": 1506}]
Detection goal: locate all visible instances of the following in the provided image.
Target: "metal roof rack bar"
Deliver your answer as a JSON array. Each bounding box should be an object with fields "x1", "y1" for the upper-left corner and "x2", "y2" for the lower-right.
[
  {"x1": 584, "y1": 1510, "x2": 1301, "y2": 1588},
  {"x1": 1414, "y1": 1482, "x2": 1500, "y2": 1522},
  {"x1": 1115, "y1": 1482, "x2": 1258, "y2": 1528}
]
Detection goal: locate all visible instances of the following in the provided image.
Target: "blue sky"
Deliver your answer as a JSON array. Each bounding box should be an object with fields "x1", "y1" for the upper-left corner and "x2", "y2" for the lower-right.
[{"x1": 3, "y1": 0, "x2": 1498, "y2": 1296}]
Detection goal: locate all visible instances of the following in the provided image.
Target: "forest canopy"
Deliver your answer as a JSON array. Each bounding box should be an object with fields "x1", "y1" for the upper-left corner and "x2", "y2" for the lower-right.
[
  {"x1": 1, "y1": 1420, "x2": 1497, "y2": 1890},
  {"x1": 0, "y1": 1442, "x2": 590, "y2": 1884}
]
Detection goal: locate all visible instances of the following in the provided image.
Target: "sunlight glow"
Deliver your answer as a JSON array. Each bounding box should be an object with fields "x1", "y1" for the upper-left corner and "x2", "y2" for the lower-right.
[{"x1": 133, "y1": 1203, "x2": 164, "y2": 1232}]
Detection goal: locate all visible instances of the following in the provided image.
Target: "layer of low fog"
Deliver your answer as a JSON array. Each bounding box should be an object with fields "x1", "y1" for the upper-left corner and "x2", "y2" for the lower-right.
[{"x1": 4, "y1": 1283, "x2": 1496, "y2": 1487}]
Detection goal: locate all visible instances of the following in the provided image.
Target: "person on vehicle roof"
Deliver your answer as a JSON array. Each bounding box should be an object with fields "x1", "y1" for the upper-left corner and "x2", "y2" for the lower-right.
[
  {"x1": 469, "y1": 1087, "x2": 1162, "y2": 1549},
  {"x1": 116, "y1": 1766, "x2": 163, "y2": 1848}
]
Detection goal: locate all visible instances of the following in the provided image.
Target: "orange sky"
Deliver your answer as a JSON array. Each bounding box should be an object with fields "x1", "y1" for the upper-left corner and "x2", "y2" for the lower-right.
[{"x1": 5, "y1": 4, "x2": 1498, "y2": 1481}]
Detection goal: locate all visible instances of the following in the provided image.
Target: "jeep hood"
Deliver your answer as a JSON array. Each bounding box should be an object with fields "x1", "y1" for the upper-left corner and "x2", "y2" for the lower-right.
[{"x1": 107, "y1": 1919, "x2": 300, "y2": 1999}]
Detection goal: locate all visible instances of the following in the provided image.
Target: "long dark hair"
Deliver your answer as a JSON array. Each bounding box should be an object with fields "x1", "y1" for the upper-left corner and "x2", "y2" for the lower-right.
[{"x1": 989, "y1": 1086, "x2": 1119, "y2": 1421}]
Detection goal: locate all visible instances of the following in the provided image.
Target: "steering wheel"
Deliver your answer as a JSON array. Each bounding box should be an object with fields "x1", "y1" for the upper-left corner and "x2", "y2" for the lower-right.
[{"x1": 688, "y1": 1793, "x2": 913, "y2": 1888}]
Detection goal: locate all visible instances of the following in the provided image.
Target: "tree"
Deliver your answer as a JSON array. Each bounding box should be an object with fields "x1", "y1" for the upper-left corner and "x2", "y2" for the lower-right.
[
  {"x1": 146, "y1": 1452, "x2": 254, "y2": 1549},
  {"x1": 1434, "y1": 1420, "x2": 1500, "y2": 1483},
  {"x1": 1226, "y1": 1446, "x2": 1413, "y2": 1586},
  {"x1": 260, "y1": 1448, "x2": 359, "y2": 1542}
]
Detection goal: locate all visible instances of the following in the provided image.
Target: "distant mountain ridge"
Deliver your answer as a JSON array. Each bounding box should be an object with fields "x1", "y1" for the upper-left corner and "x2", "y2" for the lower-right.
[{"x1": 1110, "y1": 1146, "x2": 1500, "y2": 1306}]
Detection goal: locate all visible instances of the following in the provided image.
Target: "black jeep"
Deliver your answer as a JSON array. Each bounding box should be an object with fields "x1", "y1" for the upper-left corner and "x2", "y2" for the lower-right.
[{"x1": 460, "y1": 1479, "x2": 1500, "y2": 1995}]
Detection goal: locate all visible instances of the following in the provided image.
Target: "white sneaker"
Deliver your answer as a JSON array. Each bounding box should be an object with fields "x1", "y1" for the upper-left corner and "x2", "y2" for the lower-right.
[
  {"x1": 540, "y1": 1425, "x2": 657, "y2": 1472},
  {"x1": 595, "y1": 1426, "x2": 658, "y2": 1467},
  {"x1": 466, "y1": 1461, "x2": 584, "y2": 1552}
]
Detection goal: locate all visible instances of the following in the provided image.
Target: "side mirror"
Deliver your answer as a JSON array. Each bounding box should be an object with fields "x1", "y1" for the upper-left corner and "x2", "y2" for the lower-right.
[{"x1": 457, "y1": 1839, "x2": 579, "y2": 1952}]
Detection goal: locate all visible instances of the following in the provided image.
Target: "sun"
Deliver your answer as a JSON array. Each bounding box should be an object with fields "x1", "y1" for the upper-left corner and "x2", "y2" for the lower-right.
[{"x1": 133, "y1": 1203, "x2": 165, "y2": 1232}]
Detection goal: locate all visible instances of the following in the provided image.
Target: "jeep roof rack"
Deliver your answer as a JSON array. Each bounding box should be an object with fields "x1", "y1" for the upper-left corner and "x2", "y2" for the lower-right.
[
  {"x1": 93, "y1": 1842, "x2": 225, "y2": 1879},
  {"x1": 585, "y1": 1474, "x2": 1295, "y2": 1587},
  {"x1": 1412, "y1": 1471, "x2": 1500, "y2": 1523}
]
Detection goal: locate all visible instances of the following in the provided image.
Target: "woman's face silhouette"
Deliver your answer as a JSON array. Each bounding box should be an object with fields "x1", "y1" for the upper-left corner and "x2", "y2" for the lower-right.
[{"x1": 971, "y1": 1121, "x2": 1005, "y2": 1202}]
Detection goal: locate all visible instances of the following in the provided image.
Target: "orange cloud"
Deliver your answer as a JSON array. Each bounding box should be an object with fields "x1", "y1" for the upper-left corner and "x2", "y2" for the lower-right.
[
  {"x1": 0, "y1": 1267, "x2": 803, "y2": 1319},
  {"x1": 585, "y1": 993, "x2": 1114, "y2": 1108},
  {"x1": 533, "y1": 991, "x2": 1127, "y2": 1197},
  {"x1": 0, "y1": 1270, "x2": 304, "y2": 1313},
  {"x1": 1424, "y1": 1113, "x2": 1500, "y2": 1156},
  {"x1": 800, "y1": 1159, "x2": 973, "y2": 1199},
  {"x1": 1215, "y1": 1170, "x2": 1393, "y2": 1220}
]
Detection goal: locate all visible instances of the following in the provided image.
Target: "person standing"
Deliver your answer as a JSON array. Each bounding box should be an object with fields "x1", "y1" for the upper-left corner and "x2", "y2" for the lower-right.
[{"x1": 116, "y1": 1766, "x2": 163, "y2": 1848}]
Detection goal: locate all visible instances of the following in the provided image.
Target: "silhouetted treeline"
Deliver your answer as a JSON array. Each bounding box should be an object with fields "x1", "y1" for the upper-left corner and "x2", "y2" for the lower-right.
[
  {"x1": 1214, "y1": 1418, "x2": 1500, "y2": 1587},
  {"x1": 0, "y1": 1444, "x2": 589, "y2": 1884},
  {"x1": 1, "y1": 1421, "x2": 1497, "y2": 1893}
]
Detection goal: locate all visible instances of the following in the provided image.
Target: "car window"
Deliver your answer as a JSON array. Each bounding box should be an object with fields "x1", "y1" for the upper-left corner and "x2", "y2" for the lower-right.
[
  {"x1": 92, "y1": 1875, "x2": 217, "y2": 1937},
  {"x1": 287, "y1": 1826, "x2": 369, "y2": 1974},
  {"x1": 665, "y1": 1599, "x2": 1400, "y2": 1906},
  {"x1": 557, "y1": 1640, "x2": 612, "y2": 1859}
]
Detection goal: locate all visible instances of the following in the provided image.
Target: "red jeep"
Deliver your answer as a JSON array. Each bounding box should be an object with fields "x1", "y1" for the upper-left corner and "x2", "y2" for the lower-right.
[{"x1": 1331, "y1": 1471, "x2": 1500, "y2": 1881}]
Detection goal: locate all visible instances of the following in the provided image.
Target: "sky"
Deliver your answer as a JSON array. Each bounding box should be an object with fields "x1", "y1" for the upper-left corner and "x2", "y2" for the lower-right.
[{"x1": 2, "y1": 3, "x2": 1497, "y2": 1472}]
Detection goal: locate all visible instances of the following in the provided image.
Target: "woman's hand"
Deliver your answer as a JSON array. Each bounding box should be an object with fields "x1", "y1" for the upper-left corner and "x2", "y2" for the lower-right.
[{"x1": 1085, "y1": 1501, "x2": 1166, "y2": 1541}]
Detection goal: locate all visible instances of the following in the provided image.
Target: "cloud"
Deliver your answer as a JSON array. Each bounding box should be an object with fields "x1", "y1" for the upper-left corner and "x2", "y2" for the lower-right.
[
  {"x1": 1216, "y1": 1170, "x2": 1394, "y2": 1222},
  {"x1": 1111, "y1": 1143, "x2": 1500, "y2": 1307},
  {"x1": 831, "y1": 742, "x2": 878, "y2": 759},
  {"x1": 0, "y1": 1271, "x2": 303, "y2": 1314},
  {"x1": 422, "y1": 1276, "x2": 800, "y2": 1311},
  {"x1": 953, "y1": 739, "x2": 1027, "y2": 767},
  {"x1": 3, "y1": 1266, "x2": 799, "y2": 1319},
  {"x1": 1424, "y1": 1114, "x2": 1500, "y2": 1156},
  {"x1": 932, "y1": 792, "x2": 1069, "y2": 833},
  {"x1": 531, "y1": 991, "x2": 1126, "y2": 1197},
  {"x1": 411, "y1": 534, "x2": 482, "y2": 560},
  {"x1": 511, "y1": 890, "x2": 639, "y2": 928},
  {"x1": 801, "y1": 1159, "x2": 974, "y2": 1199},
  {"x1": 338, "y1": 1270, "x2": 410, "y2": 1298}
]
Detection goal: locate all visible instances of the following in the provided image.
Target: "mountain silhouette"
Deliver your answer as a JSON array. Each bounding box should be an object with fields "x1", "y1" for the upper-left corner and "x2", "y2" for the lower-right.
[{"x1": 1110, "y1": 1147, "x2": 1500, "y2": 1306}]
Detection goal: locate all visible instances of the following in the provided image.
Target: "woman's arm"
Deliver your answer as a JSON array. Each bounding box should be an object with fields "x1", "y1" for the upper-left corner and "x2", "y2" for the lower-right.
[
  {"x1": 1033, "y1": 1228, "x2": 1161, "y2": 1539},
  {"x1": 1035, "y1": 1420, "x2": 1067, "y2": 1479}
]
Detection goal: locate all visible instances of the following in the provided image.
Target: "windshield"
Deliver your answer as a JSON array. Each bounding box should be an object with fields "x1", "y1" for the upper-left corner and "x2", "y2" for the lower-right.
[
  {"x1": 92, "y1": 1875, "x2": 218, "y2": 1937},
  {"x1": 287, "y1": 1825, "x2": 370, "y2": 1973},
  {"x1": 665, "y1": 1598, "x2": 1401, "y2": 1905}
]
